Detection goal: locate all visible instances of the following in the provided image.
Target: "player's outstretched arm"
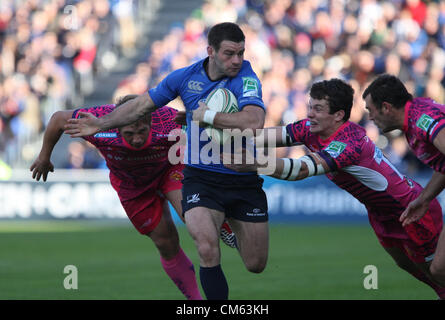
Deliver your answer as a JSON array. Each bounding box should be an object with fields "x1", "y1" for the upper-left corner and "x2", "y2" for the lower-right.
[
  {"x1": 30, "y1": 110, "x2": 74, "y2": 182},
  {"x1": 224, "y1": 150, "x2": 331, "y2": 180},
  {"x1": 400, "y1": 128, "x2": 445, "y2": 226},
  {"x1": 254, "y1": 126, "x2": 302, "y2": 148},
  {"x1": 64, "y1": 93, "x2": 157, "y2": 137}
]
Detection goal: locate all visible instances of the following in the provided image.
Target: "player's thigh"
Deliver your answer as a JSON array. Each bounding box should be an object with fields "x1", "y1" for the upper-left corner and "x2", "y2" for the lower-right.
[
  {"x1": 185, "y1": 206, "x2": 225, "y2": 243},
  {"x1": 148, "y1": 201, "x2": 180, "y2": 258},
  {"x1": 228, "y1": 219, "x2": 269, "y2": 273},
  {"x1": 383, "y1": 246, "x2": 423, "y2": 273},
  {"x1": 430, "y1": 228, "x2": 445, "y2": 279},
  {"x1": 184, "y1": 206, "x2": 225, "y2": 266},
  {"x1": 165, "y1": 189, "x2": 183, "y2": 222}
]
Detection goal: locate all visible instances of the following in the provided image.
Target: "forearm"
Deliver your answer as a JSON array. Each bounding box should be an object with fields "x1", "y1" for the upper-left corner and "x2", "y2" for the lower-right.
[
  {"x1": 418, "y1": 171, "x2": 445, "y2": 202},
  {"x1": 260, "y1": 154, "x2": 329, "y2": 180},
  {"x1": 98, "y1": 93, "x2": 157, "y2": 131},
  {"x1": 267, "y1": 158, "x2": 308, "y2": 180},
  {"x1": 212, "y1": 106, "x2": 265, "y2": 131},
  {"x1": 255, "y1": 127, "x2": 298, "y2": 148},
  {"x1": 39, "y1": 111, "x2": 71, "y2": 160}
]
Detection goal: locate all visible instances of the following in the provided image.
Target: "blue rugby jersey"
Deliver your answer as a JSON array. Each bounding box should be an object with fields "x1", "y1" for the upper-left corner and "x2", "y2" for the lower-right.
[{"x1": 149, "y1": 57, "x2": 265, "y2": 174}]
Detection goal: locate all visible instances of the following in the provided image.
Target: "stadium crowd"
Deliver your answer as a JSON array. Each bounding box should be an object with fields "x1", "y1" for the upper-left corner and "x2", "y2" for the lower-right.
[
  {"x1": 0, "y1": 0, "x2": 147, "y2": 167},
  {"x1": 2, "y1": 0, "x2": 445, "y2": 176}
]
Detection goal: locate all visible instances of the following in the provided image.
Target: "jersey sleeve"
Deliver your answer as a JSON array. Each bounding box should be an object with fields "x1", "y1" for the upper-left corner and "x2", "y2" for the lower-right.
[
  {"x1": 72, "y1": 105, "x2": 116, "y2": 144},
  {"x1": 230, "y1": 62, "x2": 265, "y2": 111},
  {"x1": 409, "y1": 99, "x2": 445, "y2": 143},
  {"x1": 323, "y1": 138, "x2": 361, "y2": 169},
  {"x1": 72, "y1": 105, "x2": 115, "y2": 119},
  {"x1": 422, "y1": 113, "x2": 445, "y2": 144},
  {"x1": 286, "y1": 120, "x2": 310, "y2": 144},
  {"x1": 148, "y1": 67, "x2": 187, "y2": 107}
]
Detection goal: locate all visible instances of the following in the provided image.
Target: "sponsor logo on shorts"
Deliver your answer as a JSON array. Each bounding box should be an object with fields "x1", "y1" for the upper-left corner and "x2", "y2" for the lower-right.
[
  {"x1": 170, "y1": 171, "x2": 183, "y2": 181},
  {"x1": 246, "y1": 208, "x2": 265, "y2": 217},
  {"x1": 425, "y1": 253, "x2": 435, "y2": 262},
  {"x1": 187, "y1": 193, "x2": 200, "y2": 204},
  {"x1": 141, "y1": 218, "x2": 152, "y2": 229}
]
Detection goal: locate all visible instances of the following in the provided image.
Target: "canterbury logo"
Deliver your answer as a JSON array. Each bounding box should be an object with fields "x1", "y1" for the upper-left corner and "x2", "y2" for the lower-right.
[
  {"x1": 186, "y1": 193, "x2": 200, "y2": 203},
  {"x1": 187, "y1": 81, "x2": 203, "y2": 92}
]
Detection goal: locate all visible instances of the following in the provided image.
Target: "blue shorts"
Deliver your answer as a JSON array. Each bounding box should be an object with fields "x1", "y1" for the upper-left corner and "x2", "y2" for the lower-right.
[{"x1": 181, "y1": 166, "x2": 268, "y2": 222}]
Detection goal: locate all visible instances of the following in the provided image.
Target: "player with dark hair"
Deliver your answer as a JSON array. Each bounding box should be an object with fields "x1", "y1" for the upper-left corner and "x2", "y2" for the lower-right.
[
  {"x1": 63, "y1": 22, "x2": 268, "y2": 300},
  {"x1": 363, "y1": 73, "x2": 445, "y2": 287},
  {"x1": 226, "y1": 78, "x2": 445, "y2": 298},
  {"x1": 32, "y1": 95, "x2": 206, "y2": 299}
]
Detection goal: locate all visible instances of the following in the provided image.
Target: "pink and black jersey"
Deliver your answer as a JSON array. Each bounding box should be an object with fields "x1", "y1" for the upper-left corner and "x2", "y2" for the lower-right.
[
  {"x1": 403, "y1": 98, "x2": 445, "y2": 173},
  {"x1": 286, "y1": 120, "x2": 425, "y2": 222},
  {"x1": 72, "y1": 105, "x2": 181, "y2": 201}
]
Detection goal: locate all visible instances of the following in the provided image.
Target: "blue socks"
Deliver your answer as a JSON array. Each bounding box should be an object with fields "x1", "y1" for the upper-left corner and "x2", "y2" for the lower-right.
[{"x1": 199, "y1": 264, "x2": 228, "y2": 300}]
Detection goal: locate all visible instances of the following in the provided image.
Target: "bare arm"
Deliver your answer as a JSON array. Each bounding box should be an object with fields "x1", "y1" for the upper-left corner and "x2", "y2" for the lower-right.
[
  {"x1": 193, "y1": 102, "x2": 265, "y2": 131},
  {"x1": 213, "y1": 105, "x2": 265, "y2": 131},
  {"x1": 224, "y1": 150, "x2": 331, "y2": 180},
  {"x1": 30, "y1": 110, "x2": 74, "y2": 181},
  {"x1": 254, "y1": 126, "x2": 301, "y2": 148},
  {"x1": 421, "y1": 128, "x2": 445, "y2": 200},
  {"x1": 400, "y1": 128, "x2": 445, "y2": 226},
  {"x1": 64, "y1": 93, "x2": 157, "y2": 137}
]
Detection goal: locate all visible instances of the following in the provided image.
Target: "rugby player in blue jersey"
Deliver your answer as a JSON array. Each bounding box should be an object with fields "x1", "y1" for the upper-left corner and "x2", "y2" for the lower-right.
[{"x1": 64, "y1": 22, "x2": 268, "y2": 300}]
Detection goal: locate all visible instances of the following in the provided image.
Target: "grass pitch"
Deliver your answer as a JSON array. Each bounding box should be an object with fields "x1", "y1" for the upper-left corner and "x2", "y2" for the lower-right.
[{"x1": 0, "y1": 220, "x2": 436, "y2": 300}]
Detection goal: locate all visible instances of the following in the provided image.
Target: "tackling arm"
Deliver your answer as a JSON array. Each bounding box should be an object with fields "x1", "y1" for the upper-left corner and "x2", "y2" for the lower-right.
[
  {"x1": 30, "y1": 110, "x2": 74, "y2": 181},
  {"x1": 225, "y1": 150, "x2": 332, "y2": 180},
  {"x1": 267, "y1": 153, "x2": 331, "y2": 181},
  {"x1": 254, "y1": 126, "x2": 299, "y2": 148},
  {"x1": 416, "y1": 128, "x2": 445, "y2": 202},
  {"x1": 400, "y1": 127, "x2": 445, "y2": 226},
  {"x1": 65, "y1": 93, "x2": 157, "y2": 137}
]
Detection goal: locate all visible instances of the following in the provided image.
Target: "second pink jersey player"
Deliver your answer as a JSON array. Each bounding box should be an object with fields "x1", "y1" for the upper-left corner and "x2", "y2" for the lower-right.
[
  {"x1": 403, "y1": 98, "x2": 445, "y2": 172},
  {"x1": 73, "y1": 104, "x2": 184, "y2": 234},
  {"x1": 286, "y1": 119, "x2": 443, "y2": 263}
]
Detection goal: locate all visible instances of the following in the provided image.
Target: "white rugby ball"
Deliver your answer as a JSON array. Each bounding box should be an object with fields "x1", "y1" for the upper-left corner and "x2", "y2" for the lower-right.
[{"x1": 204, "y1": 88, "x2": 239, "y2": 145}]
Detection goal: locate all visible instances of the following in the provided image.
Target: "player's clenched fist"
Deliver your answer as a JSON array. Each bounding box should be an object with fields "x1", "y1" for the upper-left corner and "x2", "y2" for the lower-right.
[{"x1": 192, "y1": 101, "x2": 210, "y2": 125}]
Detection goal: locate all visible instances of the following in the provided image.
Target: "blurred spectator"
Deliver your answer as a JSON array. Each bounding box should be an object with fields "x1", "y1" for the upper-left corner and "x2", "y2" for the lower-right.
[
  {"x1": 0, "y1": 0, "x2": 148, "y2": 167},
  {"x1": 3, "y1": 0, "x2": 445, "y2": 177},
  {"x1": 62, "y1": 140, "x2": 105, "y2": 169}
]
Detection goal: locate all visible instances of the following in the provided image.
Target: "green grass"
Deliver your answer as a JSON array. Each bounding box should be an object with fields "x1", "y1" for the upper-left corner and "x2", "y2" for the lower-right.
[{"x1": 0, "y1": 220, "x2": 437, "y2": 300}]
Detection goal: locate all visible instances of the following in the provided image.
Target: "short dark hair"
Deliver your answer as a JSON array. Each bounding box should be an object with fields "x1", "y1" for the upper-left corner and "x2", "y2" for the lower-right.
[
  {"x1": 207, "y1": 22, "x2": 245, "y2": 51},
  {"x1": 310, "y1": 78, "x2": 354, "y2": 121},
  {"x1": 362, "y1": 74, "x2": 413, "y2": 110}
]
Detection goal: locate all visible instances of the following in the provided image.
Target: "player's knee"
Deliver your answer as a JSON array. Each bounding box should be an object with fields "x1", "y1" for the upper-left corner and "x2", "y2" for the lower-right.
[
  {"x1": 196, "y1": 240, "x2": 219, "y2": 264},
  {"x1": 245, "y1": 258, "x2": 267, "y2": 274},
  {"x1": 152, "y1": 235, "x2": 179, "y2": 258},
  {"x1": 430, "y1": 264, "x2": 445, "y2": 287}
]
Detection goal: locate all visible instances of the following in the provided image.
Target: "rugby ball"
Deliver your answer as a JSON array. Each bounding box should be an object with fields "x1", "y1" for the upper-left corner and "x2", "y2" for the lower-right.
[{"x1": 204, "y1": 88, "x2": 239, "y2": 144}]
